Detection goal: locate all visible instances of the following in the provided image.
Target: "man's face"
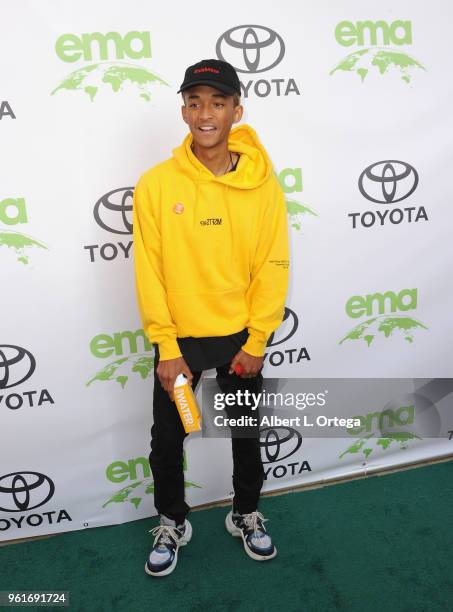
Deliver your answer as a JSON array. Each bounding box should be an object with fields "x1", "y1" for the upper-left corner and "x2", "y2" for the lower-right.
[{"x1": 181, "y1": 85, "x2": 243, "y2": 149}]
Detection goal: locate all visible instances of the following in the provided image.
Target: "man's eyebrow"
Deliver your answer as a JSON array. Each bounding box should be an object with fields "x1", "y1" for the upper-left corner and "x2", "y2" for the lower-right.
[{"x1": 186, "y1": 92, "x2": 227, "y2": 100}]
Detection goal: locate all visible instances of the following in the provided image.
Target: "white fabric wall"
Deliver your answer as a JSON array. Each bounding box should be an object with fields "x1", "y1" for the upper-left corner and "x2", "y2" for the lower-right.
[{"x1": 1, "y1": 0, "x2": 452, "y2": 540}]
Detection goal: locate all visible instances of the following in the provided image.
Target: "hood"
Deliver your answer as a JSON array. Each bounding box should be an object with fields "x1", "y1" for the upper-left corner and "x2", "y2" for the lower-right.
[{"x1": 172, "y1": 123, "x2": 273, "y2": 190}]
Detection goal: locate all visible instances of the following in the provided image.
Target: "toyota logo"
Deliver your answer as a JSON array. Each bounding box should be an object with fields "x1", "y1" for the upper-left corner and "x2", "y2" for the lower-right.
[
  {"x1": 358, "y1": 161, "x2": 419, "y2": 204},
  {"x1": 260, "y1": 426, "x2": 302, "y2": 463},
  {"x1": 93, "y1": 187, "x2": 134, "y2": 235},
  {"x1": 0, "y1": 472, "x2": 55, "y2": 512},
  {"x1": 216, "y1": 25, "x2": 285, "y2": 74},
  {"x1": 267, "y1": 307, "x2": 298, "y2": 347},
  {"x1": 0, "y1": 345, "x2": 36, "y2": 390}
]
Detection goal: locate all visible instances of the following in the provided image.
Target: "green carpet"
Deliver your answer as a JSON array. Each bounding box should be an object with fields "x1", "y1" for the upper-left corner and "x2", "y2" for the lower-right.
[{"x1": 1, "y1": 460, "x2": 452, "y2": 612}]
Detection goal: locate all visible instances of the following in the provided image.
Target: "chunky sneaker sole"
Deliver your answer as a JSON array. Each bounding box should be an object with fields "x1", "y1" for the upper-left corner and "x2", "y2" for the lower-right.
[
  {"x1": 225, "y1": 511, "x2": 277, "y2": 561},
  {"x1": 145, "y1": 519, "x2": 192, "y2": 577}
]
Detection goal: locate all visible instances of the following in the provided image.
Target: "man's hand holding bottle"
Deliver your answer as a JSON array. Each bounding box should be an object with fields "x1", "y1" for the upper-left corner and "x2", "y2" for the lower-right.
[{"x1": 157, "y1": 356, "x2": 193, "y2": 401}]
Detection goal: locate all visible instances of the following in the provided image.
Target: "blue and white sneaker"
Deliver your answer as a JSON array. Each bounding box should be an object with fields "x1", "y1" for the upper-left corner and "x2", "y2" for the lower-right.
[
  {"x1": 145, "y1": 514, "x2": 192, "y2": 577},
  {"x1": 225, "y1": 509, "x2": 277, "y2": 561}
]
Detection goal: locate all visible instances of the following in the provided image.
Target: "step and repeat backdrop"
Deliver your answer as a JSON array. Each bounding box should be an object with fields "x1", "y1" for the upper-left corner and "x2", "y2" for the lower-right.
[{"x1": 1, "y1": 0, "x2": 452, "y2": 540}]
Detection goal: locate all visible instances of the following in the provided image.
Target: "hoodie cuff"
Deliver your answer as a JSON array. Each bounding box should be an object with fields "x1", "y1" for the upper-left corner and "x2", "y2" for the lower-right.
[
  {"x1": 158, "y1": 337, "x2": 182, "y2": 361},
  {"x1": 242, "y1": 332, "x2": 268, "y2": 358}
]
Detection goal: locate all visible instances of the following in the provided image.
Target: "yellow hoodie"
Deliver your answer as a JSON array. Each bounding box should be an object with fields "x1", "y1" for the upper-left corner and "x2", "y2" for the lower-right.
[{"x1": 132, "y1": 124, "x2": 289, "y2": 361}]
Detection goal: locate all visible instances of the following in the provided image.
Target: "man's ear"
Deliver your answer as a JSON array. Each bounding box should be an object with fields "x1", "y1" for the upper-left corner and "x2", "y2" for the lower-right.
[
  {"x1": 233, "y1": 104, "x2": 244, "y2": 124},
  {"x1": 181, "y1": 104, "x2": 189, "y2": 125}
]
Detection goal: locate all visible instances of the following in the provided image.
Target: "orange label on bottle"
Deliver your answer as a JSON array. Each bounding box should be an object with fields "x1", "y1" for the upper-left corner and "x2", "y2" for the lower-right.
[{"x1": 174, "y1": 383, "x2": 201, "y2": 433}]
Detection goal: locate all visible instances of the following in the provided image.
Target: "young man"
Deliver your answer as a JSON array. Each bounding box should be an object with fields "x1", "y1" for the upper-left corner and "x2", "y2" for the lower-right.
[{"x1": 133, "y1": 59, "x2": 289, "y2": 577}]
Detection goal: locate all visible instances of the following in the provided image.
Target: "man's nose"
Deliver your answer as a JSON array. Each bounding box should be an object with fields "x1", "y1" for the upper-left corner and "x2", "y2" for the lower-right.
[{"x1": 199, "y1": 103, "x2": 213, "y2": 119}]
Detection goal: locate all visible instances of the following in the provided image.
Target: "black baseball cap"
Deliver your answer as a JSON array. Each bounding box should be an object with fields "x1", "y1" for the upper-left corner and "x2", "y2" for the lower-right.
[{"x1": 178, "y1": 59, "x2": 241, "y2": 96}]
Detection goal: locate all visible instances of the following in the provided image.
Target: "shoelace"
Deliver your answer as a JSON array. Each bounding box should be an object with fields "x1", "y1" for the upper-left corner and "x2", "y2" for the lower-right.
[
  {"x1": 148, "y1": 524, "x2": 182, "y2": 548},
  {"x1": 242, "y1": 511, "x2": 268, "y2": 537}
]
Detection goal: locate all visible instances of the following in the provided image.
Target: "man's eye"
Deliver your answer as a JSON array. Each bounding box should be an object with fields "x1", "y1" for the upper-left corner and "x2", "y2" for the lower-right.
[{"x1": 214, "y1": 103, "x2": 224, "y2": 108}]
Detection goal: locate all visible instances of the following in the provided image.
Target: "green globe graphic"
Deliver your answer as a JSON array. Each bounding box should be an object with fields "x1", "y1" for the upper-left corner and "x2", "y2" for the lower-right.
[
  {"x1": 286, "y1": 199, "x2": 318, "y2": 231},
  {"x1": 51, "y1": 62, "x2": 169, "y2": 101},
  {"x1": 339, "y1": 430, "x2": 422, "y2": 460},
  {"x1": 339, "y1": 315, "x2": 428, "y2": 347},
  {"x1": 103, "y1": 477, "x2": 201, "y2": 510},
  {"x1": 86, "y1": 354, "x2": 154, "y2": 389},
  {"x1": 0, "y1": 230, "x2": 48, "y2": 265},
  {"x1": 330, "y1": 48, "x2": 425, "y2": 83}
]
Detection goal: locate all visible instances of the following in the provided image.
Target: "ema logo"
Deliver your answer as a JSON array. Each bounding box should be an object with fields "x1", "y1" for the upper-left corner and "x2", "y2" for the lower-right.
[
  {"x1": 339, "y1": 288, "x2": 428, "y2": 347},
  {"x1": 216, "y1": 25, "x2": 300, "y2": 98},
  {"x1": 276, "y1": 167, "x2": 318, "y2": 232},
  {"x1": 84, "y1": 187, "x2": 134, "y2": 263},
  {"x1": 0, "y1": 345, "x2": 54, "y2": 411},
  {"x1": 349, "y1": 161, "x2": 428, "y2": 230},
  {"x1": 264, "y1": 307, "x2": 310, "y2": 367},
  {"x1": 0, "y1": 101, "x2": 16, "y2": 120},
  {"x1": 330, "y1": 20, "x2": 425, "y2": 83},
  {"x1": 51, "y1": 31, "x2": 169, "y2": 102},
  {"x1": 103, "y1": 453, "x2": 201, "y2": 510},
  {"x1": 86, "y1": 329, "x2": 154, "y2": 389},
  {"x1": 259, "y1": 426, "x2": 311, "y2": 480},
  {"x1": 0, "y1": 197, "x2": 48, "y2": 265},
  {"x1": 0, "y1": 471, "x2": 72, "y2": 532},
  {"x1": 339, "y1": 392, "x2": 441, "y2": 460}
]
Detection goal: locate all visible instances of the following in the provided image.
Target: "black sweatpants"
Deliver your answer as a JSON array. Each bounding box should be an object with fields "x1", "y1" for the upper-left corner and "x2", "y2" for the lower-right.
[{"x1": 149, "y1": 345, "x2": 264, "y2": 525}]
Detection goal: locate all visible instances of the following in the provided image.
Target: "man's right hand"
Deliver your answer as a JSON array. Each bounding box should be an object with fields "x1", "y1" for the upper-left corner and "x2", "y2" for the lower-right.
[{"x1": 156, "y1": 356, "x2": 193, "y2": 401}]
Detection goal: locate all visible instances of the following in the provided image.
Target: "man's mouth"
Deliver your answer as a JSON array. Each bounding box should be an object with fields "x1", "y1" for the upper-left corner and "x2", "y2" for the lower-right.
[{"x1": 198, "y1": 125, "x2": 217, "y2": 133}]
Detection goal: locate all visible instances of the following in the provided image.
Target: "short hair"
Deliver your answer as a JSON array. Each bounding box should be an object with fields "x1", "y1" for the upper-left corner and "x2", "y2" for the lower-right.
[{"x1": 232, "y1": 92, "x2": 241, "y2": 107}]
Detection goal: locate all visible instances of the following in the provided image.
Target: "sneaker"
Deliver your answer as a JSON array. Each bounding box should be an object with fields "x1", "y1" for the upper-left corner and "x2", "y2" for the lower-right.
[
  {"x1": 145, "y1": 514, "x2": 192, "y2": 577},
  {"x1": 225, "y1": 509, "x2": 277, "y2": 561}
]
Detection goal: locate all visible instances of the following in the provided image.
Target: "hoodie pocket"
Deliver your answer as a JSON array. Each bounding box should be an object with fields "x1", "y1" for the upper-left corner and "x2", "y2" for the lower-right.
[{"x1": 167, "y1": 287, "x2": 249, "y2": 337}]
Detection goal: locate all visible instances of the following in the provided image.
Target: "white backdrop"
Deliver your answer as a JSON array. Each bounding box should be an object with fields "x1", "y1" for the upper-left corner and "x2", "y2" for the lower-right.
[{"x1": 1, "y1": 0, "x2": 452, "y2": 540}]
